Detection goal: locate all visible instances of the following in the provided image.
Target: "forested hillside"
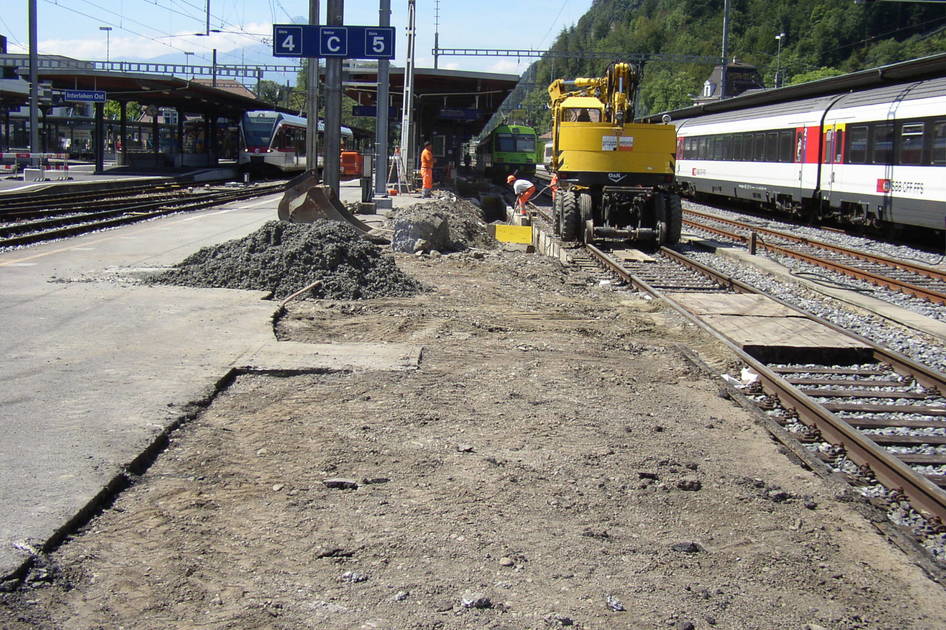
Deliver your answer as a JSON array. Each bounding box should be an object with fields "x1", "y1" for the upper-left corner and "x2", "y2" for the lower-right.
[{"x1": 511, "y1": 0, "x2": 946, "y2": 132}]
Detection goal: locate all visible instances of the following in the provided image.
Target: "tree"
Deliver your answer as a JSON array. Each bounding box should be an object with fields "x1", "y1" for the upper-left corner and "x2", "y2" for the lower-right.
[
  {"x1": 103, "y1": 100, "x2": 142, "y2": 121},
  {"x1": 786, "y1": 67, "x2": 844, "y2": 86},
  {"x1": 255, "y1": 80, "x2": 283, "y2": 107}
]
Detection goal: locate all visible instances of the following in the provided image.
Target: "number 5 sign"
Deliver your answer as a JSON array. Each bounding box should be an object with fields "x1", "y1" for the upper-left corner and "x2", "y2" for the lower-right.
[
  {"x1": 272, "y1": 24, "x2": 395, "y2": 59},
  {"x1": 363, "y1": 28, "x2": 394, "y2": 58}
]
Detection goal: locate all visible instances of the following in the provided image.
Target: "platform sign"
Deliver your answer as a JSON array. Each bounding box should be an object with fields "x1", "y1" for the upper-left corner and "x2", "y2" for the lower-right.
[
  {"x1": 273, "y1": 25, "x2": 306, "y2": 57},
  {"x1": 319, "y1": 27, "x2": 349, "y2": 57},
  {"x1": 64, "y1": 90, "x2": 106, "y2": 103},
  {"x1": 272, "y1": 24, "x2": 395, "y2": 59}
]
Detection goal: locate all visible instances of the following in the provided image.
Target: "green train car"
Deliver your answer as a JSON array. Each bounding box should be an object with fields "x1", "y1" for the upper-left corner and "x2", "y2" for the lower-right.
[{"x1": 475, "y1": 123, "x2": 537, "y2": 182}]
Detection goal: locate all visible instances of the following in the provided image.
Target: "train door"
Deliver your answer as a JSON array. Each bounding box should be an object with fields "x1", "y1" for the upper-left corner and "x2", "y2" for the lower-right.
[{"x1": 822, "y1": 123, "x2": 843, "y2": 203}]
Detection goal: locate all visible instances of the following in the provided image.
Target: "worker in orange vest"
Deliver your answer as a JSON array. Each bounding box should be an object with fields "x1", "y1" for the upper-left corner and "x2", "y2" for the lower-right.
[
  {"x1": 507, "y1": 174, "x2": 536, "y2": 216},
  {"x1": 420, "y1": 141, "x2": 435, "y2": 197}
]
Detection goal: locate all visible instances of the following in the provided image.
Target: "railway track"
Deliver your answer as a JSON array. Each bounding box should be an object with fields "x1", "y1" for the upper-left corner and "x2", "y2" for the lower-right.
[
  {"x1": 0, "y1": 181, "x2": 287, "y2": 248},
  {"x1": 684, "y1": 208, "x2": 946, "y2": 306},
  {"x1": 579, "y1": 242, "x2": 946, "y2": 545}
]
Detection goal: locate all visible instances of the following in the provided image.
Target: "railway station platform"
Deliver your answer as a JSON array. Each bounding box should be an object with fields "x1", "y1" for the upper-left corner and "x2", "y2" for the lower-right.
[{"x1": 0, "y1": 178, "x2": 429, "y2": 585}]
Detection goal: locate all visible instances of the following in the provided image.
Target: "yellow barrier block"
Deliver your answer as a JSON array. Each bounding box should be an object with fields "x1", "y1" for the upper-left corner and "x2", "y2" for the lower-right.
[{"x1": 494, "y1": 224, "x2": 534, "y2": 244}]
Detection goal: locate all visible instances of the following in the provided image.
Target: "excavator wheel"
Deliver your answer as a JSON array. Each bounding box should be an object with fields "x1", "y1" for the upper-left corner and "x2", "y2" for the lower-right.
[
  {"x1": 579, "y1": 192, "x2": 593, "y2": 243},
  {"x1": 559, "y1": 190, "x2": 581, "y2": 242},
  {"x1": 552, "y1": 191, "x2": 562, "y2": 236},
  {"x1": 663, "y1": 193, "x2": 682, "y2": 244}
]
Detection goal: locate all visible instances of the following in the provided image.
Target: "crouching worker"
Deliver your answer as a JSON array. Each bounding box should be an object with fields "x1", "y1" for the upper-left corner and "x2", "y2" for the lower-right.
[{"x1": 506, "y1": 175, "x2": 536, "y2": 216}]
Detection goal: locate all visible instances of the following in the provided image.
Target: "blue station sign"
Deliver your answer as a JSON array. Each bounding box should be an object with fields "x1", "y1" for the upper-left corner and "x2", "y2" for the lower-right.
[
  {"x1": 64, "y1": 89, "x2": 106, "y2": 103},
  {"x1": 273, "y1": 24, "x2": 395, "y2": 59}
]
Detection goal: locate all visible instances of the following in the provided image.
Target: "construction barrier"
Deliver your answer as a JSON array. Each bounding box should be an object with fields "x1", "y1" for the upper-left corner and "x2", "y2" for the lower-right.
[{"x1": 0, "y1": 153, "x2": 70, "y2": 180}]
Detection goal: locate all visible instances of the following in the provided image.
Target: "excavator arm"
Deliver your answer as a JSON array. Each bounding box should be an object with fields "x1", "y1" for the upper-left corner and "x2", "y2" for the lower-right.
[{"x1": 546, "y1": 62, "x2": 639, "y2": 125}]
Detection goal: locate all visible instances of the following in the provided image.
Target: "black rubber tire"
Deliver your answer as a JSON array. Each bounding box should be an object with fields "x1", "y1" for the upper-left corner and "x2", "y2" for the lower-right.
[
  {"x1": 665, "y1": 193, "x2": 682, "y2": 244},
  {"x1": 579, "y1": 192, "x2": 593, "y2": 243},
  {"x1": 559, "y1": 190, "x2": 580, "y2": 242},
  {"x1": 552, "y1": 192, "x2": 562, "y2": 236}
]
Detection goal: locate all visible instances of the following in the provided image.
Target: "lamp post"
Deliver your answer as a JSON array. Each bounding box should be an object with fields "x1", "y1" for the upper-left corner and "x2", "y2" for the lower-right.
[
  {"x1": 99, "y1": 26, "x2": 112, "y2": 63},
  {"x1": 775, "y1": 32, "x2": 786, "y2": 88}
]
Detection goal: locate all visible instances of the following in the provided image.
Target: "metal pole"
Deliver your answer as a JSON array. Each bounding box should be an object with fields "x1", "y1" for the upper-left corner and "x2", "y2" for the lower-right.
[
  {"x1": 373, "y1": 0, "x2": 392, "y2": 206},
  {"x1": 28, "y1": 0, "x2": 39, "y2": 160},
  {"x1": 305, "y1": 0, "x2": 320, "y2": 173},
  {"x1": 399, "y1": 0, "x2": 416, "y2": 182},
  {"x1": 206, "y1": 0, "x2": 211, "y2": 36},
  {"x1": 212, "y1": 49, "x2": 217, "y2": 87},
  {"x1": 324, "y1": 0, "x2": 343, "y2": 196},
  {"x1": 720, "y1": 0, "x2": 731, "y2": 99}
]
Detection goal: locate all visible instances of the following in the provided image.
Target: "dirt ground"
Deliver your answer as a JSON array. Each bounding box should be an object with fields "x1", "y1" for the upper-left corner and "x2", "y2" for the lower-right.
[{"x1": 2, "y1": 246, "x2": 945, "y2": 629}]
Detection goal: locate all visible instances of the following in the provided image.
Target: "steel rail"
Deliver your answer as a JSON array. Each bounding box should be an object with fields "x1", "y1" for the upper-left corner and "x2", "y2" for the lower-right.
[
  {"x1": 584, "y1": 243, "x2": 946, "y2": 524},
  {"x1": 687, "y1": 208, "x2": 946, "y2": 283},
  {"x1": 683, "y1": 212, "x2": 946, "y2": 305},
  {"x1": 0, "y1": 185, "x2": 284, "y2": 248}
]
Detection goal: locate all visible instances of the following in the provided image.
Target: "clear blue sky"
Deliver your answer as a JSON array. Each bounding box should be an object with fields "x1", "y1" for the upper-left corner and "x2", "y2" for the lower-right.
[{"x1": 1, "y1": 1, "x2": 593, "y2": 83}]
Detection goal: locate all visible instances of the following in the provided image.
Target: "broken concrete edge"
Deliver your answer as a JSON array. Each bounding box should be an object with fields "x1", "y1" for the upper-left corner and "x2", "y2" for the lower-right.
[
  {"x1": 676, "y1": 343, "x2": 946, "y2": 587},
  {"x1": 0, "y1": 363, "x2": 352, "y2": 589}
]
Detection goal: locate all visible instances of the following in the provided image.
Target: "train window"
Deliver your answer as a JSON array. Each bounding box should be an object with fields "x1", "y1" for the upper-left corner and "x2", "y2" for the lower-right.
[
  {"x1": 847, "y1": 125, "x2": 868, "y2": 164},
  {"x1": 698, "y1": 136, "x2": 707, "y2": 159},
  {"x1": 898, "y1": 122, "x2": 925, "y2": 165},
  {"x1": 764, "y1": 131, "x2": 779, "y2": 162},
  {"x1": 495, "y1": 134, "x2": 516, "y2": 152},
  {"x1": 834, "y1": 130, "x2": 844, "y2": 163},
  {"x1": 779, "y1": 130, "x2": 793, "y2": 163},
  {"x1": 731, "y1": 134, "x2": 742, "y2": 161},
  {"x1": 822, "y1": 129, "x2": 834, "y2": 163},
  {"x1": 712, "y1": 135, "x2": 723, "y2": 161},
  {"x1": 753, "y1": 133, "x2": 765, "y2": 162},
  {"x1": 870, "y1": 123, "x2": 894, "y2": 164},
  {"x1": 722, "y1": 135, "x2": 732, "y2": 161},
  {"x1": 933, "y1": 121, "x2": 946, "y2": 165},
  {"x1": 515, "y1": 134, "x2": 536, "y2": 153}
]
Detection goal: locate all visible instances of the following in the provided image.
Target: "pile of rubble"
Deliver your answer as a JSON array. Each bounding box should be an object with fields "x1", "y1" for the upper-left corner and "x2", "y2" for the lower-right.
[
  {"x1": 392, "y1": 195, "x2": 497, "y2": 254},
  {"x1": 151, "y1": 220, "x2": 423, "y2": 300}
]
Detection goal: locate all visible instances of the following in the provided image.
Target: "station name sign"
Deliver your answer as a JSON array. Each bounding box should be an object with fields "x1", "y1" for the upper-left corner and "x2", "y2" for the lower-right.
[
  {"x1": 273, "y1": 24, "x2": 395, "y2": 59},
  {"x1": 64, "y1": 90, "x2": 107, "y2": 103}
]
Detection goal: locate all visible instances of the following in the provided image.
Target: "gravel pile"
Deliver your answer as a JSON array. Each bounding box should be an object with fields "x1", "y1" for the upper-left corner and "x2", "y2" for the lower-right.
[
  {"x1": 151, "y1": 219, "x2": 423, "y2": 300},
  {"x1": 392, "y1": 195, "x2": 496, "y2": 253}
]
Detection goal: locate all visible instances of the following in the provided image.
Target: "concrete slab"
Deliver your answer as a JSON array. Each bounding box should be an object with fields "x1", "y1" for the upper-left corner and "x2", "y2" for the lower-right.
[
  {"x1": 0, "y1": 188, "x2": 422, "y2": 582},
  {"x1": 667, "y1": 291, "x2": 871, "y2": 364}
]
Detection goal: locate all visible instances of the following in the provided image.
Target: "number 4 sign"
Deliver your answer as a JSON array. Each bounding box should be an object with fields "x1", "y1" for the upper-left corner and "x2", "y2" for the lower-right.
[{"x1": 273, "y1": 25, "x2": 305, "y2": 57}]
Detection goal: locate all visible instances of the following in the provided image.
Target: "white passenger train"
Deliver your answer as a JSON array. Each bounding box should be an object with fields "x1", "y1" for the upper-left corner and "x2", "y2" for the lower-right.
[
  {"x1": 670, "y1": 74, "x2": 946, "y2": 234},
  {"x1": 238, "y1": 110, "x2": 354, "y2": 174}
]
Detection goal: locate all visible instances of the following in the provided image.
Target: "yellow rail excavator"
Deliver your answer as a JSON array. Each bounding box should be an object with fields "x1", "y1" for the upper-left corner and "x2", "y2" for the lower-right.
[{"x1": 548, "y1": 62, "x2": 681, "y2": 245}]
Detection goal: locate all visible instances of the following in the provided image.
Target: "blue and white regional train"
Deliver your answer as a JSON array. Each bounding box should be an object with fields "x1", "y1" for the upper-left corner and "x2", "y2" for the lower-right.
[
  {"x1": 666, "y1": 70, "x2": 945, "y2": 235},
  {"x1": 239, "y1": 110, "x2": 354, "y2": 174}
]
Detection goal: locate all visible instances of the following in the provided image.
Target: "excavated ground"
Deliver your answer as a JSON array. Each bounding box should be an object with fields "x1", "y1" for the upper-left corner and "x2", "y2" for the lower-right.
[{"x1": 2, "y1": 203, "x2": 945, "y2": 629}]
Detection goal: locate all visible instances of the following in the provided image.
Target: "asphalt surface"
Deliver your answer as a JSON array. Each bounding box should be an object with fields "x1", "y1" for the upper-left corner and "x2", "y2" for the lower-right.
[{"x1": 0, "y1": 179, "x2": 425, "y2": 582}]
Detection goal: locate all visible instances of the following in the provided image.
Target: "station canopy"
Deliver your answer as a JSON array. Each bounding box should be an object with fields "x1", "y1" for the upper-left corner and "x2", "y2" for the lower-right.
[{"x1": 0, "y1": 54, "x2": 281, "y2": 117}]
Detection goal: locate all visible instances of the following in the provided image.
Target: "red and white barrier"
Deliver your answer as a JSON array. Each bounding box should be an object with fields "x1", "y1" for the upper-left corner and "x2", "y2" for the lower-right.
[{"x1": 0, "y1": 152, "x2": 70, "y2": 177}]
